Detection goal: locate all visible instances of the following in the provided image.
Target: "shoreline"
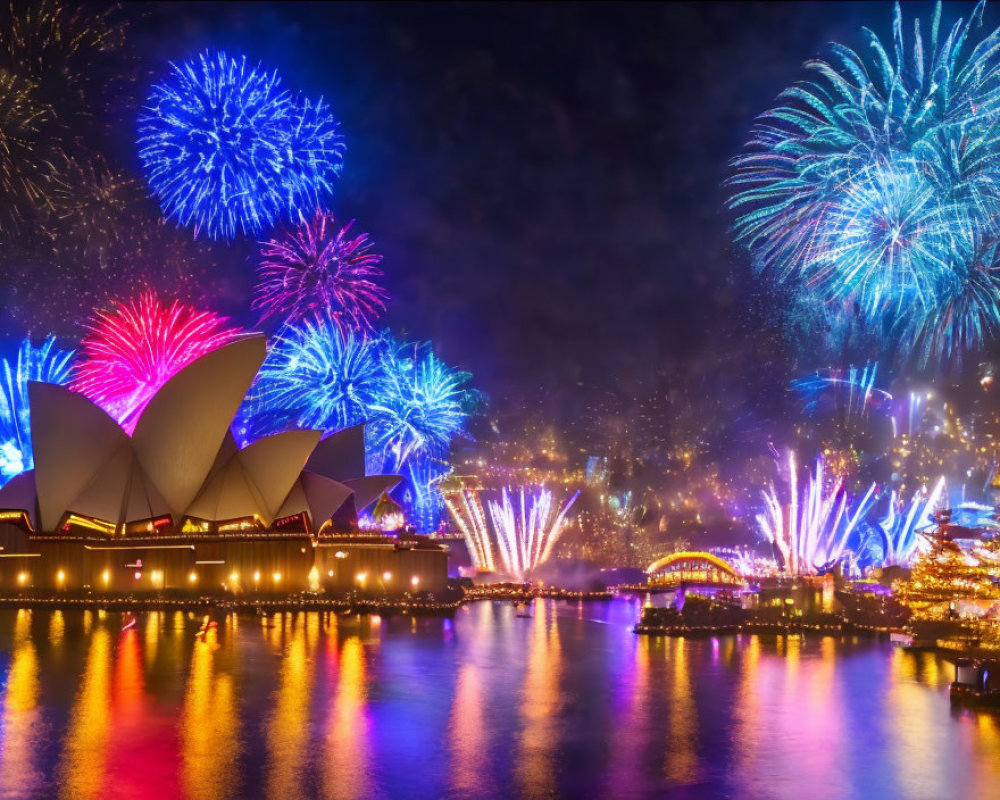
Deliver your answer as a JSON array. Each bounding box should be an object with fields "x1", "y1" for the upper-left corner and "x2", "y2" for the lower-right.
[
  {"x1": 0, "y1": 594, "x2": 465, "y2": 616},
  {"x1": 0, "y1": 586, "x2": 611, "y2": 616}
]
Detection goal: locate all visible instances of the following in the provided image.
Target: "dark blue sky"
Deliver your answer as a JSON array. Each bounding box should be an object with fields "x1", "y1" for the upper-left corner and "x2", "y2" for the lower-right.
[{"x1": 23, "y1": 2, "x2": 985, "y2": 444}]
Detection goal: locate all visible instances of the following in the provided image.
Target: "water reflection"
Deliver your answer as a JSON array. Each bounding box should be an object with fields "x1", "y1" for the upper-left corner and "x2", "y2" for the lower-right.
[
  {"x1": 267, "y1": 613, "x2": 317, "y2": 799},
  {"x1": 665, "y1": 637, "x2": 698, "y2": 785},
  {"x1": 448, "y1": 606, "x2": 494, "y2": 800},
  {"x1": 516, "y1": 599, "x2": 562, "y2": 799},
  {"x1": 0, "y1": 604, "x2": 996, "y2": 799},
  {"x1": 323, "y1": 634, "x2": 373, "y2": 800},
  {"x1": 181, "y1": 623, "x2": 239, "y2": 800},
  {"x1": 0, "y1": 610, "x2": 41, "y2": 798},
  {"x1": 58, "y1": 625, "x2": 111, "y2": 800}
]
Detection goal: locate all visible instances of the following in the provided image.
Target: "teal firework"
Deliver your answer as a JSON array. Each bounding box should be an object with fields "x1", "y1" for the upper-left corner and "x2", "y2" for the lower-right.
[{"x1": 729, "y1": 1, "x2": 1000, "y2": 365}]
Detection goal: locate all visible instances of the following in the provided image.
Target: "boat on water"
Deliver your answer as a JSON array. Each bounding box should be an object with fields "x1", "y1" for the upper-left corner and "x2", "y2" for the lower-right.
[
  {"x1": 950, "y1": 659, "x2": 1000, "y2": 709},
  {"x1": 121, "y1": 613, "x2": 137, "y2": 631},
  {"x1": 514, "y1": 601, "x2": 532, "y2": 618},
  {"x1": 195, "y1": 616, "x2": 218, "y2": 639}
]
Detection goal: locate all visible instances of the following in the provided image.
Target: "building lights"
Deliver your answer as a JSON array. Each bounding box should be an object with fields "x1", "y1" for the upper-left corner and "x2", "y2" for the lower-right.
[
  {"x1": 253, "y1": 570, "x2": 261, "y2": 583},
  {"x1": 17, "y1": 572, "x2": 26, "y2": 585},
  {"x1": 334, "y1": 551, "x2": 348, "y2": 559},
  {"x1": 411, "y1": 576, "x2": 419, "y2": 587},
  {"x1": 56, "y1": 569, "x2": 65, "y2": 584},
  {"x1": 356, "y1": 572, "x2": 367, "y2": 586},
  {"x1": 188, "y1": 571, "x2": 198, "y2": 583},
  {"x1": 134, "y1": 571, "x2": 142, "y2": 580},
  {"x1": 272, "y1": 572, "x2": 281, "y2": 583},
  {"x1": 230, "y1": 572, "x2": 239, "y2": 583},
  {"x1": 383, "y1": 571, "x2": 392, "y2": 581},
  {"x1": 102, "y1": 569, "x2": 110, "y2": 584}
]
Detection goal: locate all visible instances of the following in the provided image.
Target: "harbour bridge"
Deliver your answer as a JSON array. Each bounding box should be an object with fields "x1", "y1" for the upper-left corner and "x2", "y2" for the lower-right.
[{"x1": 645, "y1": 551, "x2": 745, "y2": 590}]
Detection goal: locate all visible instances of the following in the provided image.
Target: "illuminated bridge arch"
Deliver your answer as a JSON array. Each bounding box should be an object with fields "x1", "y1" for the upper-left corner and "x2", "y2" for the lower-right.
[{"x1": 645, "y1": 551, "x2": 744, "y2": 588}]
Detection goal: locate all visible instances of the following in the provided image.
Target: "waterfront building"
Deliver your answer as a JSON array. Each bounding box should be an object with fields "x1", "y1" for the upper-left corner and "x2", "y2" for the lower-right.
[{"x1": 0, "y1": 337, "x2": 448, "y2": 595}]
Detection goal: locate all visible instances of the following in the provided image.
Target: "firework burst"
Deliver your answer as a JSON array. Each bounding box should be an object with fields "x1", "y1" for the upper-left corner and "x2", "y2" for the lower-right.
[
  {"x1": 71, "y1": 294, "x2": 241, "y2": 432},
  {"x1": 239, "y1": 315, "x2": 387, "y2": 443},
  {"x1": 253, "y1": 211, "x2": 388, "y2": 330},
  {"x1": 0, "y1": 71, "x2": 57, "y2": 229},
  {"x1": 137, "y1": 50, "x2": 344, "y2": 240},
  {"x1": 0, "y1": 337, "x2": 74, "y2": 482},
  {"x1": 729, "y1": 2, "x2": 1000, "y2": 365},
  {"x1": 369, "y1": 339, "x2": 470, "y2": 473}
]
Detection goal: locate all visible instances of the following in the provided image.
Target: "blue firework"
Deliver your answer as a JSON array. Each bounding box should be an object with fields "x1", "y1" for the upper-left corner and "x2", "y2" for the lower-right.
[
  {"x1": 137, "y1": 50, "x2": 344, "y2": 240},
  {"x1": 240, "y1": 315, "x2": 386, "y2": 441},
  {"x1": 401, "y1": 456, "x2": 450, "y2": 533},
  {"x1": 369, "y1": 339, "x2": 470, "y2": 473},
  {"x1": 0, "y1": 337, "x2": 75, "y2": 482},
  {"x1": 729, "y1": 1, "x2": 1000, "y2": 364}
]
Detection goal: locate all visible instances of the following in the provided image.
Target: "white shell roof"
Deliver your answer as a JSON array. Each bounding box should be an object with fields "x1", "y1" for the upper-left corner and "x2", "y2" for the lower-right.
[{"x1": 2, "y1": 336, "x2": 402, "y2": 533}]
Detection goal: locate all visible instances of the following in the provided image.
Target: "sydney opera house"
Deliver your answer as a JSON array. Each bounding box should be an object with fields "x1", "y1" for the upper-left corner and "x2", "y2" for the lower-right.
[{"x1": 0, "y1": 337, "x2": 448, "y2": 594}]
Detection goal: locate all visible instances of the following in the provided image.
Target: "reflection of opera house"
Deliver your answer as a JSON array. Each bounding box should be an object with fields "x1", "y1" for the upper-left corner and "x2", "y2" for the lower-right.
[{"x1": 0, "y1": 336, "x2": 447, "y2": 594}]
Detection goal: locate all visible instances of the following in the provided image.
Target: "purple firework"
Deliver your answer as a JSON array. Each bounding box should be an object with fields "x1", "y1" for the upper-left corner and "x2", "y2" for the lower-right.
[{"x1": 252, "y1": 210, "x2": 388, "y2": 331}]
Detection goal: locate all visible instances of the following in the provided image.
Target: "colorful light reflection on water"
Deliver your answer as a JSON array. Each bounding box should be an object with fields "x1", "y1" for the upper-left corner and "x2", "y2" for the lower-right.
[{"x1": 0, "y1": 601, "x2": 998, "y2": 800}]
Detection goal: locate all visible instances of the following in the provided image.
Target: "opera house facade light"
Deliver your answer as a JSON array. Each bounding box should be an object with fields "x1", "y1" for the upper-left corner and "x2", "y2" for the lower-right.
[{"x1": 0, "y1": 336, "x2": 447, "y2": 594}]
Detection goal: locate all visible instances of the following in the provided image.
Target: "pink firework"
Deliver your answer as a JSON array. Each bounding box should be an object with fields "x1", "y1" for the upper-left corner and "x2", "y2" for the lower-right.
[
  {"x1": 71, "y1": 294, "x2": 242, "y2": 432},
  {"x1": 252, "y1": 210, "x2": 389, "y2": 330}
]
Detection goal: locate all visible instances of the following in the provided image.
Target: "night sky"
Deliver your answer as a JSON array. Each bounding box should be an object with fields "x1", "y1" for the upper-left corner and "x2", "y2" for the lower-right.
[{"x1": 7, "y1": 2, "x2": 979, "y2": 446}]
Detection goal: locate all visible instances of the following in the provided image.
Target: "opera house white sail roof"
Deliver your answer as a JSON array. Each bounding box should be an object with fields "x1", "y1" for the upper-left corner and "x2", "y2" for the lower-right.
[{"x1": 0, "y1": 335, "x2": 401, "y2": 534}]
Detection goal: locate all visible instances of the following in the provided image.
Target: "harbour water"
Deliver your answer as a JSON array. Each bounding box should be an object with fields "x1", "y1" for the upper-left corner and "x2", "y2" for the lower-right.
[{"x1": 0, "y1": 599, "x2": 997, "y2": 800}]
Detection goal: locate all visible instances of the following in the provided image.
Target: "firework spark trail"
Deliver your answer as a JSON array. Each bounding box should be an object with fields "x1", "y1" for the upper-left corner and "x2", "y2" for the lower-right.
[
  {"x1": 487, "y1": 487, "x2": 579, "y2": 581},
  {"x1": 253, "y1": 211, "x2": 388, "y2": 331},
  {"x1": 792, "y1": 363, "x2": 891, "y2": 422},
  {"x1": 71, "y1": 294, "x2": 241, "y2": 432},
  {"x1": 0, "y1": 337, "x2": 74, "y2": 482},
  {"x1": 402, "y1": 457, "x2": 449, "y2": 533},
  {"x1": 138, "y1": 50, "x2": 344, "y2": 239}
]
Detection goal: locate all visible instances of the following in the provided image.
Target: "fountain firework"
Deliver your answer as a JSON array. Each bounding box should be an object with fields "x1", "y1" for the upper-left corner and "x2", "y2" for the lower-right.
[
  {"x1": 487, "y1": 486, "x2": 579, "y2": 582},
  {"x1": 756, "y1": 451, "x2": 867, "y2": 575},
  {"x1": 442, "y1": 483, "x2": 495, "y2": 572},
  {"x1": 872, "y1": 478, "x2": 947, "y2": 567}
]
